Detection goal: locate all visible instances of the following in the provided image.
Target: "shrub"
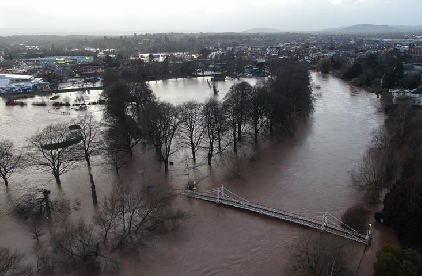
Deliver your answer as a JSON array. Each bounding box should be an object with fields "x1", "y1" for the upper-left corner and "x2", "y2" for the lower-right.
[{"x1": 341, "y1": 204, "x2": 370, "y2": 235}]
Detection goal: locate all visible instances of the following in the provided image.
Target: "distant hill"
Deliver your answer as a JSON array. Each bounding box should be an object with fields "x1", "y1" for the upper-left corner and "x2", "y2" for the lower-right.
[
  {"x1": 243, "y1": 28, "x2": 280, "y2": 33},
  {"x1": 321, "y1": 24, "x2": 422, "y2": 34}
]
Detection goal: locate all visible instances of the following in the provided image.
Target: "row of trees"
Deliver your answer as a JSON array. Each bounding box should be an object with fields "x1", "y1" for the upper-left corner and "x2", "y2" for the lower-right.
[
  {"x1": 2, "y1": 61, "x2": 312, "y2": 202},
  {"x1": 101, "y1": 60, "x2": 313, "y2": 171}
]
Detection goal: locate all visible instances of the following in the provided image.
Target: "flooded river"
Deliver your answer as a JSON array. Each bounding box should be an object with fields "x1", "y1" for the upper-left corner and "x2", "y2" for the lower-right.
[{"x1": 0, "y1": 72, "x2": 398, "y2": 275}]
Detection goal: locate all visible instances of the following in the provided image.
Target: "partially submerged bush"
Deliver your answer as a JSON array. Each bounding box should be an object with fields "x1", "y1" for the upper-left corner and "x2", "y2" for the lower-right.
[{"x1": 341, "y1": 204, "x2": 370, "y2": 235}]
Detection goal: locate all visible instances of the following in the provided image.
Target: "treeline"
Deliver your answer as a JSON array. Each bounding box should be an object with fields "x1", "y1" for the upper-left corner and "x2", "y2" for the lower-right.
[
  {"x1": 101, "y1": 60, "x2": 313, "y2": 171},
  {"x1": 349, "y1": 96, "x2": 422, "y2": 250},
  {"x1": 317, "y1": 49, "x2": 420, "y2": 91}
]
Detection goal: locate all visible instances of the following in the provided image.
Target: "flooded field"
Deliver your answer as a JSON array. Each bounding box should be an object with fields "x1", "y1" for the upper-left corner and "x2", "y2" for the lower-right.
[{"x1": 0, "y1": 73, "x2": 398, "y2": 275}]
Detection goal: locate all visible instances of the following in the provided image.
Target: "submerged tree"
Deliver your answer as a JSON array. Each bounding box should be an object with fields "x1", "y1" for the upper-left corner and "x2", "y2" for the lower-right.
[
  {"x1": 12, "y1": 189, "x2": 70, "y2": 241},
  {"x1": 202, "y1": 98, "x2": 227, "y2": 165},
  {"x1": 285, "y1": 233, "x2": 351, "y2": 276},
  {"x1": 105, "y1": 117, "x2": 142, "y2": 157},
  {"x1": 351, "y1": 152, "x2": 385, "y2": 202},
  {"x1": 179, "y1": 101, "x2": 204, "y2": 163},
  {"x1": 267, "y1": 61, "x2": 313, "y2": 136},
  {"x1": 223, "y1": 81, "x2": 252, "y2": 152},
  {"x1": 341, "y1": 204, "x2": 370, "y2": 235},
  {"x1": 27, "y1": 123, "x2": 81, "y2": 185},
  {"x1": 72, "y1": 114, "x2": 102, "y2": 204},
  {"x1": 146, "y1": 101, "x2": 180, "y2": 172},
  {"x1": 50, "y1": 219, "x2": 117, "y2": 275},
  {"x1": 0, "y1": 247, "x2": 34, "y2": 276},
  {"x1": 94, "y1": 185, "x2": 184, "y2": 249},
  {"x1": 0, "y1": 139, "x2": 22, "y2": 187}
]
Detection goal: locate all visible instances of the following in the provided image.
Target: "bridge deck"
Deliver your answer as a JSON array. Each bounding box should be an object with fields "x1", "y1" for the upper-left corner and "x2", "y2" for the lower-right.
[{"x1": 182, "y1": 191, "x2": 369, "y2": 245}]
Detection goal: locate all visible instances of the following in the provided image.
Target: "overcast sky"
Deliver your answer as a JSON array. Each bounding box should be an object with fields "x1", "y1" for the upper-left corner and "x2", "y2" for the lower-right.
[{"x1": 1, "y1": 0, "x2": 421, "y2": 34}]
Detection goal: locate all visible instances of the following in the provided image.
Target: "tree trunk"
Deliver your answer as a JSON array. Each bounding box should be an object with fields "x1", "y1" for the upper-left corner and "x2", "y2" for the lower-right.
[
  {"x1": 43, "y1": 190, "x2": 52, "y2": 220},
  {"x1": 164, "y1": 158, "x2": 169, "y2": 172},
  {"x1": 191, "y1": 141, "x2": 196, "y2": 162},
  {"x1": 207, "y1": 152, "x2": 212, "y2": 166},
  {"x1": 254, "y1": 127, "x2": 259, "y2": 143},
  {"x1": 85, "y1": 152, "x2": 91, "y2": 168},
  {"x1": 2, "y1": 177, "x2": 9, "y2": 187},
  {"x1": 208, "y1": 141, "x2": 213, "y2": 166},
  {"x1": 53, "y1": 172, "x2": 61, "y2": 185},
  {"x1": 90, "y1": 173, "x2": 98, "y2": 205},
  {"x1": 233, "y1": 128, "x2": 237, "y2": 153}
]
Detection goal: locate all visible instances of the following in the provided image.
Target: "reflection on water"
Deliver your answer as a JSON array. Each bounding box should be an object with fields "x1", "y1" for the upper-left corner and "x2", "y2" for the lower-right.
[{"x1": 0, "y1": 74, "x2": 396, "y2": 275}]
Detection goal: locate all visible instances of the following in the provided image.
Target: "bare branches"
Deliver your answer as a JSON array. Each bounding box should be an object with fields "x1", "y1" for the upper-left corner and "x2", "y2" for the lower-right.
[
  {"x1": 94, "y1": 186, "x2": 184, "y2": 249},
  {"x1": 73, "y1": 114, "x2": 103, "y2": 168},
  {"x1": 178, "y1": 101, "x2": 205, "y2": 163},
  {"x1": 50, "y1": 219, "x2": 118, "y2": 275},
  {"x1": 146, "y1": 101, "x2": 181, "y2": 171},
  {"x1": 351, "y1": 152, "x2": 385, "y2": 202},
  {"x1": 285, "y1": 233, "x2": 351, "y2": 276},
  {"x1": 0, "y1": 139, "x2": 22, "y2": 187},
  {"x1": 0, "y1": 247, "x2": 34, "y2": 276},
  {"x1": 12, "y1": 189, "x2": 70, "y2": 241},
  {"x1": 27, "y1": 123, "x2": 81, "y2": 185}
]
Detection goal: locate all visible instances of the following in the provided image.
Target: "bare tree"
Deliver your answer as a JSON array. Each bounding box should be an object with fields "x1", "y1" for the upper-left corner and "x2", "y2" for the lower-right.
[
  {"x1": 50, "y1": 219, "x2": 117, "y2": 275},
  {"x1": 0, "y1": 139, "x2": 22, "y2": 187},
  {"x1": 202, "y1": 98, "x2": 228, "y2": 165},
  {"x1": 102, "y1": 79, "x2": 131, "y2": 121},
  {"x1": 105, "y1": 117, "x2": 141, "y2": 157},
  {"x1": 223, "y1": 81, "x2": 252, "y2": 152},
  {"x1": 93, "y1": 185, "x2": 184, "y2": 249},
  {"x1": 12, "y1": 189, "x2": 70, "y2": 241},
  {"x1": 248, "y1": 84, "x2": 269, "y2": 143},
  {"x1": 128, "y1": 82, "x2": 156, "y2": 124},
  {"x1": 27, "y1": 123, "x2": 81, "y2": 185},
  {"x1": 370, "y1": 125, "x2": 392, "y2": 152},
  {"x1": 104, "y1": 147, "x2": 130, "y2": 175},
  {"x1": 73, "y1": 114, "x2": 103, "y2": 204},
  {"x1": 351, "y1": 152, "x2": 385, "y2": 202},
  {"x1": 178, "y1": 101, "x2": 204, "y2": 162},
  {"x1": 73, "y1": 114, "x2": 102, "y2": 168},
  {"x1": 285, "y1": 233, "x2": 351, "y2": 276},
  {"x1": 0, "y1": 247, "x2": 34, "y2": 276},
  {"x1": 341, "y1": 204, "x2": 370, "y2": 235},
  {"x1": 147, "y1": 102, "x2": 181, "y2": 172},
  {"x1": 34, "y1": 251, "x2": 55, "y2": 276},
  {"x1": 203, "y1": 98, "x2": 220, "y2": 166}
]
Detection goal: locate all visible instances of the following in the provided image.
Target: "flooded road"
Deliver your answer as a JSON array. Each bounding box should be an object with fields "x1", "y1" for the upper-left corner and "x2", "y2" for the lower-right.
[{"x1": 0, "y1": 73, "x2": 398, "y2": 275}]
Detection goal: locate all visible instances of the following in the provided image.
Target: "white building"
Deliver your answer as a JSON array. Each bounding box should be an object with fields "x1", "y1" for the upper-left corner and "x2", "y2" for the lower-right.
[
  {"x1": 390, "y1": 88, "x2": 422, "y2": 106},
  {"x1": 0, "y1": 74, "x2": 48, "y2": 93}
]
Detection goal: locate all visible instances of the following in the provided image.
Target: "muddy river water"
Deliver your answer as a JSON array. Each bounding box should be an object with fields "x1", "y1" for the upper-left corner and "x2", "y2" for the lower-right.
[{"x1": 0, "y1": 72, "x2": 398, "y2": 275}]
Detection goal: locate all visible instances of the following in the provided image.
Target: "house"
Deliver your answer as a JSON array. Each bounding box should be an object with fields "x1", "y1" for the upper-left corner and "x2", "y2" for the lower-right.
[{"x1": 390, "y1": 88, "x2": 422, "y2": 106}]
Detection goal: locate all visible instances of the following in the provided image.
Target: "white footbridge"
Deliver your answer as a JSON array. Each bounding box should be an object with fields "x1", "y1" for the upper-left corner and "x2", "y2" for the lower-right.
[{"x1": 182, "y1": 185, "x2": 372, "y2": 246}]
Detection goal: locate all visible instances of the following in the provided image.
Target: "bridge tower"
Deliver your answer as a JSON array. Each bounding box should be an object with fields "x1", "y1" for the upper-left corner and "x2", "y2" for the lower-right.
[
  {"x1": 216, "y1": 185, "x2": 224, "y2": 205},
  {"x1": 365, "y1": 223, "x2": 373, "y2": 246}
]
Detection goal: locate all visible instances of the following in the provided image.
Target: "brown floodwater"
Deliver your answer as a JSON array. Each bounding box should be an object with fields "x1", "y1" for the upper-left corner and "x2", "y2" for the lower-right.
[{"x1": 0, "y1": 73, "x2": 399, "y2": 275}]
